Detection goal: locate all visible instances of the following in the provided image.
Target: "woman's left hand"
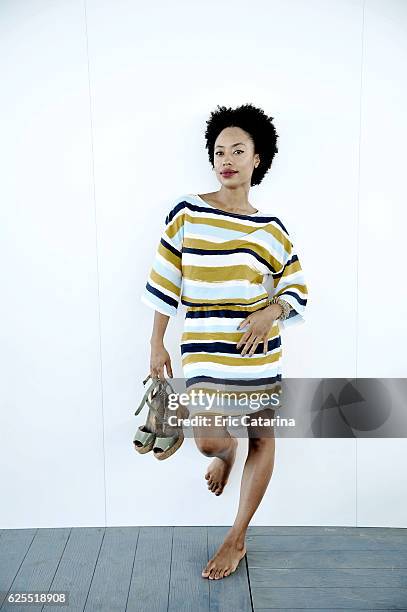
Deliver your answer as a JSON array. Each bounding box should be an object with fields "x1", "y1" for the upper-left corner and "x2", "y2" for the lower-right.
[{"x1": 236, "y1": 304, "x2": 282, "y2": 356}]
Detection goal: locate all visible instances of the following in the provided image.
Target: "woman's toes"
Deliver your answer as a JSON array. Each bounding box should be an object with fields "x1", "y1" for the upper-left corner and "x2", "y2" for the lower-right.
[
  {"x1": 214, "y1": 569, "x2": 221, "y2": 580},
  {"x1": 202, "y1": 564, "x2": 211, "y2": 578}
]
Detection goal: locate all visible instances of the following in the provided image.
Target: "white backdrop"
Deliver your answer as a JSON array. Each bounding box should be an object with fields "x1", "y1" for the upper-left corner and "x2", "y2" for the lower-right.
[{"x1": 0, "y1": 0, "x2": 406, "y2": 529}]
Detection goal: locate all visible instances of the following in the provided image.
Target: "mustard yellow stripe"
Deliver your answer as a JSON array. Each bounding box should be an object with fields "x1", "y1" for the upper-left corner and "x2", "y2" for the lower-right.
[
  {"x1": 182, "y1": 264, "x2": 263, "y2": 284},
  {"x1": 157, "y1": 242, "x2": 182, "y2": 269},
  {"x1": 274, "y1": 259, "x2": 302, "y2": 277},
  {"x1": 182, "y1": 294, "x2": 269, "y2": 307},
  {"x1": 183, "y1": 236, "x2": 283, "y2": 273},
  {"x1": 186, "y1": 211, "x2": 290, "y2": 248},
  {"x1": 186, "y1": 212, "x2": 262, "y2": 231},
  {"x1": 181, "y1": 326, "x2": 280, "y2": 343},
  {"x1": 150, "y1": 269, "x2": 180, "y2": 296},
  {"x1": 182, "y1": 350, "x2": 282, "y2": 367},
  {"x1": 165, "y1": 212, "x2": 184, "y2": 240},
  {"x1": 265, "y1": 224, "x2": 291, "y2": 253}
]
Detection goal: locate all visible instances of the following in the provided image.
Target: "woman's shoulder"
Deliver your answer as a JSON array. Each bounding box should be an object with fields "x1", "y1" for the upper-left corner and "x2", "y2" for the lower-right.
[
  {"x1": 164, "y1": 194, "x2": 196, "y2": 225},
  {"x1": 167, "y1": 193, "x2": 198, "y2": 211}
]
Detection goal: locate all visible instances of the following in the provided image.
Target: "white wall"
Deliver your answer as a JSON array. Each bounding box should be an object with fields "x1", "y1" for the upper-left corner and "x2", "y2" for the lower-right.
[{"x1": 0, "y1": 0, "x2": 406, "y2": 529}]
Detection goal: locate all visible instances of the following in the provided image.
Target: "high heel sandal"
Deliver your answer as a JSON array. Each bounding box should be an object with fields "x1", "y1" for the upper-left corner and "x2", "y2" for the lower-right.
[{"x1": 133, "y1": 374, "x2": 189, "y2": 460}]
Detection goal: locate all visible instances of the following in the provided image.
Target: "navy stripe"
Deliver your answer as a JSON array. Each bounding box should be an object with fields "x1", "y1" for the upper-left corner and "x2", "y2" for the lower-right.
[
  {"x1": 278, "y1": 291, "x2": 308, "y2": 307},
  {"x1": 165, "y1": 200, "x2": 187, "y2": 224},
  {"x1": 272, "y1": 253, "x2": 298, "y2": 280},
  {"x1": 180, "y1": 337, "x2": 281, "y2": 356},
  {"x1": 161, "y1": 236, "x2": 181, "y2": 258},
  {"x1": 167, "y1": 199, "x2": 289, "y2": 233},
  {"x1": 182, "y1": 245, "x2": 276, "y2": 273},
  {"x1": 185, "y1": 307, "x2": 269, "y2": 319},
  {"x1": 145, "y1": 282, "x2": 178, "y2": 308}
]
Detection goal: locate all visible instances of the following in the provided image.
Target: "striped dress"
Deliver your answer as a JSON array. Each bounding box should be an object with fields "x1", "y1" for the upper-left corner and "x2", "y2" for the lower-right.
[{"x1": 141, "y1": 193, "x2": 308, "y2": 417}]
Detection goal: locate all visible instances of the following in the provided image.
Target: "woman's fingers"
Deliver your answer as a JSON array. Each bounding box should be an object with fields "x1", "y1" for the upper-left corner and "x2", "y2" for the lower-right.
[
  {"x1": 150, "y1": 365, "x2": 165, "y2": 379},
  {"x1": 238, "y1": 333, "x2": 269, "y2": 356},
  {"x1": 166, "y1": 360, "x2": 173, "y2": 378},
  {"x1": 240, "y1": 333, "x2": 256, "y2": 355},
  {"x1": 247, "y1": 338, "x2": 262, "y2": 356}
]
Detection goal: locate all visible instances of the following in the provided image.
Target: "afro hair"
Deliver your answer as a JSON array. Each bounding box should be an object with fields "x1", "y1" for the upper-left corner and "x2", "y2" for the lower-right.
[{"x1": 204, "y1": 103, "x2": 279, "y2": 186}]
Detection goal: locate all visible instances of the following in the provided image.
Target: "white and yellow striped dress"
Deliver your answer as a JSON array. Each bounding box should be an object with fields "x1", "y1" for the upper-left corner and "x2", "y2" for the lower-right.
[{"x1": 141, "y1": 194, "x2": 308, "y2": 417}]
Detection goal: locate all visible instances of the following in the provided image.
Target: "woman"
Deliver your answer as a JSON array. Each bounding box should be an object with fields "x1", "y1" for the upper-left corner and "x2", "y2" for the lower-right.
[{"x1": 141, "y1": 103, "x2": 308, "y2": 580}]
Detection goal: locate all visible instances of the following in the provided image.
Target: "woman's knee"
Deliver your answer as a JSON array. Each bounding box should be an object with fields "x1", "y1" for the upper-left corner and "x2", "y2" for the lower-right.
[
  {"x1": 195, "y1": 436, "x2": 229, "y2": 457},
  {"x1": 248, "y1": 436, "x2": 274, "y2": 452}
]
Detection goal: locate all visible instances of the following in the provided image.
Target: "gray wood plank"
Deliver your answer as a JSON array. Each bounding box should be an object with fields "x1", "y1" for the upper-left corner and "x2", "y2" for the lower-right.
[
  {"x1": 207, "y1": 526, "x2": 253, "y2": 612},
  {"x1": 251, "y1": 586, "x2": 407, "y2": 609},
  {"x1": 168, "y1": 526, "x2": 209, "y2": 612},
  {"x1": 127, "y1": 526, "x2": 173, "y2": 612},
  {"x1": 83, "y1": 526, "x2": 139, "y2": 612},
  {"x1": 0, "y1": 528, "x2": 70, "y2": 612},
  {"x1": 253, "y1": 609, "x2": 407, "y2": 611},
  {"x1": 0, "y1": 529, "x2": 37, "y2": 608},
  {"x1": 41, "y1": 527, "x2": 104, "y2": 611},
  {"x1": 246, "y1": 534, "x2": 407, "y2": 551},
  {"x1": 247, "y1": 549, "x2": 407, "y2": 569},
  {"x1": 249, "y1": 567, "x2": 407, "y2": 588},
  {"x1": 247, "y1": 526, "x2": 407, "y2": 537}
]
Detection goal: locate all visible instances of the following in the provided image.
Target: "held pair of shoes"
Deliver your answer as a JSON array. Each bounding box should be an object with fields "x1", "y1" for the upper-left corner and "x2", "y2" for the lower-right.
[{"x1": 133, "y1": 374, "x2": 188, "y2": 461}]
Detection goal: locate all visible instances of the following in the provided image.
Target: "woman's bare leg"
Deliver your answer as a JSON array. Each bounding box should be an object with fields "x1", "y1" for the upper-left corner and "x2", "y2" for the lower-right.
[
  {"x1": 193, "y1": 415, "x2": 238, "y2": 496},
  {"x1": 201, "y1": 408, "x2": 276, "y2": 580}
]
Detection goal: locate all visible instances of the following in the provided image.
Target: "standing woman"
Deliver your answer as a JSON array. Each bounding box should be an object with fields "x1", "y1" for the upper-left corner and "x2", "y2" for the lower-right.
[{"x1": 141, "y1": 103, "x2": 308, "y2": 580}]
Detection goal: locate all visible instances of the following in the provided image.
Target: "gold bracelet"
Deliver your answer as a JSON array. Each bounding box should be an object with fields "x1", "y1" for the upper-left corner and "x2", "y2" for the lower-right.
[{"x1": 269, "y1": 296, "x2": 291, "y2": 320}]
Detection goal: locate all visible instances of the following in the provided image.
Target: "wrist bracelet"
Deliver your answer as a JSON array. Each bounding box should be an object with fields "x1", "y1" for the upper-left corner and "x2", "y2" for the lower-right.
[{"x1": 269, "y1": 296, "x2": 291, "y2": 320}]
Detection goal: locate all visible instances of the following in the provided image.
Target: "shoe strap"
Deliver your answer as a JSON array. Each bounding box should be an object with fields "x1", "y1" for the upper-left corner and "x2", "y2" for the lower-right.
[
  {"x1": 134, "y1": 374, "x2": 175, "y2": 416},
  {"x1": 134, "y1": 376, "x2": 161, "y2": 416}
]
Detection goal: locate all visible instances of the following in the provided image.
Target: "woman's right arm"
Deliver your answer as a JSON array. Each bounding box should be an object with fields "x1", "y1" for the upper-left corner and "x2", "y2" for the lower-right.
[
  {"x1": 141, "y1": 200, "x2": 186, "y2": 379},
  {"x1": 149, "y1": 311, "x2": 174, "y2": 379}
]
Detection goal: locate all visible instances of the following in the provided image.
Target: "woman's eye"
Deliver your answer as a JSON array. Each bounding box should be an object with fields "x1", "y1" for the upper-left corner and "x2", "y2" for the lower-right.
[{"x1": 215, "y1": 150, "x2": 243, "y2": 156}]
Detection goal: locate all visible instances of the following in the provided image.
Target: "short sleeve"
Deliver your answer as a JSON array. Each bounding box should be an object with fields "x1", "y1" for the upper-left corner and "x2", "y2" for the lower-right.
[
  {"x1": 270, "y1": 220, "x2": 308, "y2": 329},
  {"x1": 141, "y1": 201, "x2": 185, "y2": 317}
]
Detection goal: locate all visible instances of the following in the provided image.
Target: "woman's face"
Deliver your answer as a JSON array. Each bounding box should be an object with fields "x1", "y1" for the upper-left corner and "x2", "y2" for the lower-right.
[{"x1": 213, "y1": 126, "x2": 260, "y2": 188}]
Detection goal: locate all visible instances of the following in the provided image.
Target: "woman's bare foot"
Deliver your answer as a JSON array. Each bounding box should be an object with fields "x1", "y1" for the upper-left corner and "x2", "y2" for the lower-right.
[
  {"x1": 205, "y1": 436, "x2": 237, "y2": 495},
  {"x1": 202, "y1": 533, "x2": 247, "y2": 579}
]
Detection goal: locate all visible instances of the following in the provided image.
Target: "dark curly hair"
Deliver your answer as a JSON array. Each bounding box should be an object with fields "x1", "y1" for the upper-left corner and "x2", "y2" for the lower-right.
[{"x1": 204, "y1": 103, "x2": 279, "y2": 186}]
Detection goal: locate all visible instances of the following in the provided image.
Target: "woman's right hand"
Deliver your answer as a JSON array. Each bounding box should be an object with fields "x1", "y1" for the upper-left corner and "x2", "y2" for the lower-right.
[{"x1": 150, "y1": 342, "x2": 173, "y2": 379}]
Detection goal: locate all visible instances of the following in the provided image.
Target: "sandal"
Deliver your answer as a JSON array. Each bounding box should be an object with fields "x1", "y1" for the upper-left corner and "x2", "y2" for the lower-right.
[
  {"x1": 152, "y1": 402, "x2": 188, "y2": 461},
  {"x1": 133, "y1": 374, "x2": 165, "y2": 454},
  {"x1": 133, "y1": 375, "x2": 189, "y2": 459},
  {"x1": 152, "y1": 382, "x2": 190, "y2": 461}
]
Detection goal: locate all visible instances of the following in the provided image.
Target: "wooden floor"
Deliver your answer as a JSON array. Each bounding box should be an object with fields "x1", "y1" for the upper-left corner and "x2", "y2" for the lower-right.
[{"x1": 0, "y1": 526, "x2": 406, "y2": 611}]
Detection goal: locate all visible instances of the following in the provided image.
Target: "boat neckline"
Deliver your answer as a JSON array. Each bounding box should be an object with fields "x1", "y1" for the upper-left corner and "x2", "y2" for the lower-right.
[{"x1": 193, "y1": 194, "x2": 262, "y2": 217}]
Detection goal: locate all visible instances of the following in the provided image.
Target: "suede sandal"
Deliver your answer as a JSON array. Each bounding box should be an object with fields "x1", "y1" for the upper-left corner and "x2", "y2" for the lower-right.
[
  {"x1": 133, "y1": 374, "x2": 165, "y2": 454},
  {"x1": 152, "y1": 401, "x2": 189, "y2": 461},
  {"x1": 133, "y1": 374, "x2": 188, "y2": 459}
]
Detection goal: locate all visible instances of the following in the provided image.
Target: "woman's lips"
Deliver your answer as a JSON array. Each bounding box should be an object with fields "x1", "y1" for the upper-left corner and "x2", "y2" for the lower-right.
[{"x1": 222, "y1": 171, "x2": 238, "y2": 177}]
